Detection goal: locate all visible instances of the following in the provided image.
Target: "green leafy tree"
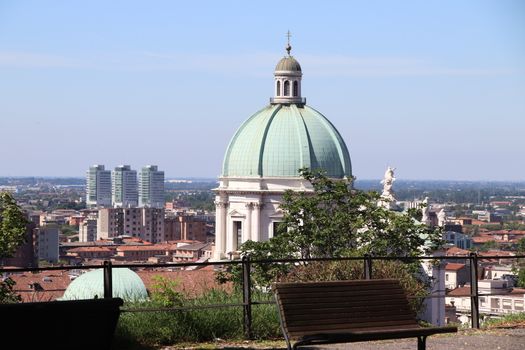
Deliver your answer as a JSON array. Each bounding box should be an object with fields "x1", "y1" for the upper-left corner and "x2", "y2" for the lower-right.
[
  {"x1": 517, "y1": 268, "x2": 525, "y2": 288},
  {"x1": 0, "y1": 192, "x2": 28, "y2": 260},
  {"x1": 516, "y1": 237, "x2": 525, "y2": 254},
  {"x1": 0, "y1": 277, "x2": 21, "y2": 303},
  {"x1": 269, "y1": 169, "x2": 442, "y2": 259},
  {"x1": 222, "y1": 169, "x2": 443, "y2": 288},
  {"x1": 0, "y1": 192, "x2": 28, "y2": 303}
]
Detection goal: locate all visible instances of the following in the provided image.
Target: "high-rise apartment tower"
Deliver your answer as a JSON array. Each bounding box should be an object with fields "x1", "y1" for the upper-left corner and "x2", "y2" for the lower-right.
[
  {"x1": 85, "y1": 165, "x2": 112, "y2": 208},
  {"x1": 139, "y1": 165, "x2": 165, "y2": 208},
  {"x1": 112, "y1": 165, "x2": 138, "y2": 208}
]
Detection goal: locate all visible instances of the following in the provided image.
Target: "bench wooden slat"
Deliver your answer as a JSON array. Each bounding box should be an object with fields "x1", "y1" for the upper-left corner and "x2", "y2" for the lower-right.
[
  {"x1": 276, "y1": 282, "x2": 401, "y2": 294},
  {"x1": 275, "y1": 279, "x2": 400, "y2": 289},
  {"x1": 286, "y1": 318, "x2": 420, "y2": 334},
  {"x1": 283, "y1": 308, "x2": 414, "y2": 323},
  {"x1": 280, "y1": 303, "x2": 413, "y2": 317},
  {"x1": 279, "y1": 294, "x2": 407, "y2": 305},
  {"x1": 277, "y1": 288, "x2": 406, "y2": 299},
  {"x1": 285, "y1": 314, "x2": 416, "y2": 328}
]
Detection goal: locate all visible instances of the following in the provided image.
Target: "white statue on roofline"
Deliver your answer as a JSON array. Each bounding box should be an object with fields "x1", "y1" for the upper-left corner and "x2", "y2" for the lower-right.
[{"x1": 379, "y1": 166, "x2": 397, "y2": 209}]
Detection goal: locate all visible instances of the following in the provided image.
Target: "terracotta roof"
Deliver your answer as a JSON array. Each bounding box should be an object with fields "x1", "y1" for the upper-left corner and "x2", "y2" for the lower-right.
[
  {"x1": 122, "y1": 237, "x2": 153, "y2": 244},
  {"x1": 489, "y1": 230, "x2": 525, "y2": 235},
  {"x1": 117, "y1": 244, "x2": 173, "y2": 252},
  {"x1": 9, "y1": 267, "x2": 232, "y2": 301},
  {"x1": 68, "y1": 247, "x2": 114, "y2": 253},
  {"x1": 9, "y1": 270, "x2": 72, "y2": 302},
  {"x1": 445, "y1": 247, "x2": 470, "y2": 256},
  {"x1": 447, "y1": 286, "x2": 471, "y2": 297},
  {"x1": 445, "y1": 263, "x2": 466, "y2": 271},
  {"x1": 472, "y1": 236, "x2": 496, "y2": 243},
  {"x1": 136, "y1": 269, "x2": 231, "y2": 297},
  {"x1": 479, "y1": 250, "x2": 515, "y2": 257}
]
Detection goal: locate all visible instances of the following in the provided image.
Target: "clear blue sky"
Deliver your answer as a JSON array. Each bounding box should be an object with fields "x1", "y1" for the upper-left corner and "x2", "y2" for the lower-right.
[{"x1": 0, "y1": 0, "x2": 524, "y2": 180}]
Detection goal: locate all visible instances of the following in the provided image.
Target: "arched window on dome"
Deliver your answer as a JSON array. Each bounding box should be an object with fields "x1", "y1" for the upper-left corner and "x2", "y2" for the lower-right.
[
  {"x1": 293, "y1": 81, "x2": 298, "y2": 97},
  {"x1": 284, "y1": 80, "x2": 290, "y2": 96},
  {"x1": 276, "y1": 81, "x2": 281, "y2": 96}
]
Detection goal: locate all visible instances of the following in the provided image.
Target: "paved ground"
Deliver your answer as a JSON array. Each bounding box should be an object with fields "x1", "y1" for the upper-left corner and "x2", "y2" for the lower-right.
[
  {"x1": 300, "y1": 328, "x2": 525, "y2": 350},
  {"x1": 170, "y1": 328, "x2": 525, "y2": 349}
]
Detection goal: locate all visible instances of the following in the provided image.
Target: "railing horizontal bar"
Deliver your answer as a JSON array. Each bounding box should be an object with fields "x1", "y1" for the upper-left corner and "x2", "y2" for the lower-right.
[
  {"x1": 2, "y1": 254, "x2": 524, "y2": 274},
  {"x1": 0, "y1": 260, "x2": 240, "y2": 273},
  {"x1": 251, "y1": 300, "x2": 276, "y2": 305}
]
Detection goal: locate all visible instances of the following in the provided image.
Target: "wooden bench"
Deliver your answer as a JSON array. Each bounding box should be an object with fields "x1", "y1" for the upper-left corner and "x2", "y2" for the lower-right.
[{"x1": 273, "y1": 279, "x2": 457, "y2": 350}]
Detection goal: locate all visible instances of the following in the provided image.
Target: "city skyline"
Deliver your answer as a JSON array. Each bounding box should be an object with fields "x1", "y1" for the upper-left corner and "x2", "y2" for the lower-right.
[{"x1": 1, "y1": 1, "x2": 524, "y2": 180}]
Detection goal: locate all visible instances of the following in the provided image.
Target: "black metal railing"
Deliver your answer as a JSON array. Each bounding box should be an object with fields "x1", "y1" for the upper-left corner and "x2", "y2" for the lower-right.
[{"x1": 2, "y1": 253, "x2": 524, "y2": 338}]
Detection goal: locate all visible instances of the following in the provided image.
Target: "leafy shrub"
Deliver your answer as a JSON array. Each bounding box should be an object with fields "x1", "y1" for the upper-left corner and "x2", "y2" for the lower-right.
[{"x1": 279, "y1": 259, "x2": 429, "y2": 314}]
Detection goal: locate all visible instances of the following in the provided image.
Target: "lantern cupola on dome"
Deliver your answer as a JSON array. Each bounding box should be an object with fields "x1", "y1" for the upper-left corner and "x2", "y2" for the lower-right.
[{"x1": 271, "y1": 31, "x2": 305, "y2": 105}]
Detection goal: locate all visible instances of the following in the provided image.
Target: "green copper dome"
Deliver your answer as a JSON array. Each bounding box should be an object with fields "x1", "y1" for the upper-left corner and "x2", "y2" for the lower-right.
[
  {"x1": 222, "y1": 104, "x2": 352, "y2": 178},
  {"x1": 60, "y1": 268, "x2": 148, "y2": 302}
]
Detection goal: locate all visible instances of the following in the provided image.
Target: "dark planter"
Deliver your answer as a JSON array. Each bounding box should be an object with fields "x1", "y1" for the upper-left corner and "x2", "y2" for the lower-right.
[{"x1": 0, "y1": 297, "x2": 123, "y2": 350}]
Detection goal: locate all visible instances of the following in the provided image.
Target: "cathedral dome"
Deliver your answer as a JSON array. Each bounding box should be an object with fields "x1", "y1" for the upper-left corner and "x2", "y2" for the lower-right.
[
  {"x1": 222, "y1": 104, "x2": 352, "y2": 178},
  {"x1": 60, "y1": 268, "x2": 148, "y2": 302}
]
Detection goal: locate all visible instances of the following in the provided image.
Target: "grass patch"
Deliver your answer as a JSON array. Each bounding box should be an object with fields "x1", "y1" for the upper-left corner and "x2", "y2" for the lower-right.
[
  {"x1": 113, "y1": 289, "x2": 281, "y2": 348},
  {"x1": 483, "y1": 312, "x2": 525, "y2": 329}
]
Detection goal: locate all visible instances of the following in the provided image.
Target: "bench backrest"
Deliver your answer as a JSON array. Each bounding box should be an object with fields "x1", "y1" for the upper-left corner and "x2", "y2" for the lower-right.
[{"x1": 273, "y1": 279, "x2": 418, "y2": 338}]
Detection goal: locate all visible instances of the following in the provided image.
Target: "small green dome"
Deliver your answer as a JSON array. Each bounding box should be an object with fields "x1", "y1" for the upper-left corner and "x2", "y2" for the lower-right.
[
  {"x1": 222, "y1": 104, "x2": 352, "y2": 178},
  {"x1": 275, "y1": 56, "x2": 302, "y2": 72},
  {"x1": 61, "y1": 268, "x2": 148, "y2": 302}
]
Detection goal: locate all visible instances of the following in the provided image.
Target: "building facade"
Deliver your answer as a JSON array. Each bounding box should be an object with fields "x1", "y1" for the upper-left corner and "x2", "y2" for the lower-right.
[
  {"x1": 85, "y1": 165, "x2": 112, "y2": 208},
  {"x1": 446, "y1": 280, "x2": 525, "y2": 321},
  {"x1": 112, "y1": 165, "x2": 138, "y2": 208},
  {"x1": 165, "y1": 214, "x2": 208, "y2": 242},
  {"x1": 79, "y1": 216, "x2": 98, "y2": 242},
  {"x1": 34, "y1": 222, "x2": 59, "y2": 263},
  {"x1": 97, "y1": 207, "x2": 165, "y2": 243},
  {"x1": 139, "y1": 165, "x2": 165, "y2": 208},
  {"x1": 214, "y1": 45, "x2": 352, "y2": 260}
]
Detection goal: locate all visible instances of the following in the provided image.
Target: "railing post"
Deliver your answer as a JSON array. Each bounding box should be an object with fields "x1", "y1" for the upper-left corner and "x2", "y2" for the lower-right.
[
  {"x1": 103, "y1": 260, "x2": 113, "y2": 299},
  {"x1": 242, "y1": 255, "x2": 253, "y2": 339},
  {"x1": 469, "y1": 253, "x2": 480, "y2": 329},
  {"x1": 364, "y1": 254, "x2": 372, "y2": 280}
]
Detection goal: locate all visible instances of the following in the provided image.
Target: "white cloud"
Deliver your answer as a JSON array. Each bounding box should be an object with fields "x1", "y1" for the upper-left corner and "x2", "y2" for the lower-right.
[
  {"x1": 0, "y1": 50, "x2": 515, "y2": 77},
  {"x1": 0, "y1": 51, "x2": 82, "y2": 68}
]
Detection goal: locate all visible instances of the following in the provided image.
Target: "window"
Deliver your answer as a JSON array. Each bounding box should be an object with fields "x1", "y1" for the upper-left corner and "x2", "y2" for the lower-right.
[
  {"x1": 502, "y1": 299, "x2": 512, "y2": 310},
  {"x1": 293, "y1": 81, "x2": 298, "y2": 96},
  {"x1": 284, "y1": 80, "x2": 290, "y2": 96},
  {"x1": 276, "y1": 81, "x2": 281, "y2": 96},
  {"x1": 515, "y1": 300, "x2": 524, "y2": 311},
  {"x1": 273, "y1": 222, "x2": 281, "y2": 237},
  {"x1": 234, "y1": 221, "x2": 242, "y2": 250}
]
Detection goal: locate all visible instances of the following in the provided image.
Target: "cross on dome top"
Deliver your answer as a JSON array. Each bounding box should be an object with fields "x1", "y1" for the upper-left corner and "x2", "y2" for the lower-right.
[{"x1": 286, "y1": 30, "x2": 292, "y2": 56}]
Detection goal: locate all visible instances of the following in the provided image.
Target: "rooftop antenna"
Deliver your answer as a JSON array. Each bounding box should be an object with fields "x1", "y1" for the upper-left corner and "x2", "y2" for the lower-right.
[{"x1": 286, "y1": 30, "x2": 292, "y2": 56}]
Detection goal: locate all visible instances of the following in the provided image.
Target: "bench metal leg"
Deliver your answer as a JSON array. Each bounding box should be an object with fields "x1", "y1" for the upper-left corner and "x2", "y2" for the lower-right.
[{"x1": 417, "y1": 336, "x2": 427, "y2": 350}]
